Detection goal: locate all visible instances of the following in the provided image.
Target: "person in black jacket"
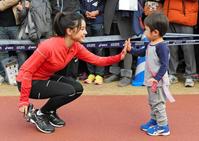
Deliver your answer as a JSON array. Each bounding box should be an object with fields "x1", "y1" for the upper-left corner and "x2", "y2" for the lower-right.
[{"x1": 50, "y1": 0, "x2": 80, "y2": 19}]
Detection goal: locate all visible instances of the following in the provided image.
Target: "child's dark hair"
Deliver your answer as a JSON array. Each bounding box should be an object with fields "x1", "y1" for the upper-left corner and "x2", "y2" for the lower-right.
[
  {"x1": 53, "y1": 12, "x2": 85, "y2": 37},
  {"x1": 144, "y1": 12, "x2": 169, "y2": 37}
]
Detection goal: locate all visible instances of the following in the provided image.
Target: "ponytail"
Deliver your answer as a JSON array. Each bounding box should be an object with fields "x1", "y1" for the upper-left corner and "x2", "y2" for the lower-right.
[{"x1": 53, "y1": 12, "x2": 85, "y2": 37}]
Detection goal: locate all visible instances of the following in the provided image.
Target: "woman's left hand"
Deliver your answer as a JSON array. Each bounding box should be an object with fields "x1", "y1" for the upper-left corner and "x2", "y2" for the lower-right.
[
  {"x1": 124, "y1": 38, "x2": 132, "y2": 52},
  {"x1": 120, "y1": 43, "x2": 128, "y2": 60}
]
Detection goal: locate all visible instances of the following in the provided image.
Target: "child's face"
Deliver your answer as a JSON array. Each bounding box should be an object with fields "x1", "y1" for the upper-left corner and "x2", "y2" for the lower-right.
[
  {"x1": 70, "y1": 20, "x2": 87, "y2": 42},
  {"x1": 144, "y1": 25, "x2": 160, "y2": 41}
]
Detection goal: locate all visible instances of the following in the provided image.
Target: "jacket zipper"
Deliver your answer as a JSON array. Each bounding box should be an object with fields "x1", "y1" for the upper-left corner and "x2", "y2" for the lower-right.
[
  {"x1": 167, "y1": 0, "x2": 170, "y2": 17},
  {"x1": 182, "y1": 0, "x2": 186, "y2": 16}
]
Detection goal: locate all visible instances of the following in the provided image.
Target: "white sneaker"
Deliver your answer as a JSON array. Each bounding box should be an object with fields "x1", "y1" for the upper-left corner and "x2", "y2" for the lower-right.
[{"x1": 185, "y1": 78, "x2": 194, "y2": 87}]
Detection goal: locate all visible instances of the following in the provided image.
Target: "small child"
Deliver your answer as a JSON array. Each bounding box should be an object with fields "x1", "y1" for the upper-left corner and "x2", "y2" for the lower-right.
[{"x1": 125, "y1": 12, "x2": 175, "y2": 136}]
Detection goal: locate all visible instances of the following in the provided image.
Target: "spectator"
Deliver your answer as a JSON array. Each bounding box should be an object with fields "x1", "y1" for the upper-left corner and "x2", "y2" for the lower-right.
[
  {"x1": 50, "y1": 0, "x2": 80, "y2": 19},
  {"x1": 103, "y1": 0, "x2": 134, "y2": 87},
  {"x1": 80, "y1": 0, "x2": 105, "y2": 85},
  {"x1": 163, "y1": 0, "x2": 198, "y2": 87},
  {"x1": 144, "y1": 0, "x2": 164, "y2": 16},
  {"x1": 194, "y1": 7, "x2": 199, "y2": 79},
  {"x1": 0, "y1": 0, "x2": 28, "y2": 84}
]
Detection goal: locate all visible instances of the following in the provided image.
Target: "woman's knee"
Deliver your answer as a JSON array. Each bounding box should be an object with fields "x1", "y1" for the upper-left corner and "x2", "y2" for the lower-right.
[{"x1": 61, "y1": 81, "x2": 83, "y2": 96}]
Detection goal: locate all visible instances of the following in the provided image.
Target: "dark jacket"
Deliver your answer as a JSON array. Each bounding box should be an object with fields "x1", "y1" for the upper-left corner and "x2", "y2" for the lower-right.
[
  {"x1": 79, "y1": 0, "x2": 104, "y2": 24},
  {"x1": 50, "y1": 0, "x2": 80, "y2": 19}
]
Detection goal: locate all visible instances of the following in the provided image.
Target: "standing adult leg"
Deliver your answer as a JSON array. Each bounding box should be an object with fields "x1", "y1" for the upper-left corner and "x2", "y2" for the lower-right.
[
  {"x1": 104, "y1": 23, "x2": 121, "y2": 83},
  {"x1": 180, "y1": 25, "x2": 197, "y2": 78},
  {"x1": 168, "y1": 24, "x2": 179, "y2": 76}
]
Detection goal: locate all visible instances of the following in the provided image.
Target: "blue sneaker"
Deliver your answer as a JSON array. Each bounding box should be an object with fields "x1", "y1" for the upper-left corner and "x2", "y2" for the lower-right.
[
  {"x1": 140, "y1": 119, "x2": 157, "y2": 131},
  {"x1": 147, "y1": 124, "x2": 170, "y2": 136}
]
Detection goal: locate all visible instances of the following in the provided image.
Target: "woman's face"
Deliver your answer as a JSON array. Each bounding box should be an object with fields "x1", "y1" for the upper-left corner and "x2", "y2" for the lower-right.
[{"x1": 71, "y1": 20, "x2": 87, "y2": 42}]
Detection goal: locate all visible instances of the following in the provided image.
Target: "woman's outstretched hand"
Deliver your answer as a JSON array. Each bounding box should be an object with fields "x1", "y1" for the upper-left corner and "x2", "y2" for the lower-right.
[
  {"x1": 120, "y1": 38, "x2": 132, "y2": 60},
  {"x1": 124, "y1": 38, "x2": 132, "y2": 52},
  {"x1": 120, "y1": 42, "x2": 128, "y2": 60}
]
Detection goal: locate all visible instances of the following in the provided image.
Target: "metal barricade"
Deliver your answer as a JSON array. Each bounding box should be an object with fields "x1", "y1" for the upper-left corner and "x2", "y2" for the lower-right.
[{"x1": 0, "y1": 33, "x2": 199, "y2": 52}]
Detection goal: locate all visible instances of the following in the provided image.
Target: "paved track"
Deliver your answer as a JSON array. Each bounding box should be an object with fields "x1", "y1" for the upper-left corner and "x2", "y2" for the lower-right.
[{"x1": 0, "y1": 95, "x2": 199, "y2": 141}]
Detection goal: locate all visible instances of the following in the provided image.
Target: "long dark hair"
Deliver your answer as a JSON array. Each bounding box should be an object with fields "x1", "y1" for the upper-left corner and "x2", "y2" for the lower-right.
[{"x1": 53, "y1": 12, "x2": 85, "y2": 37}]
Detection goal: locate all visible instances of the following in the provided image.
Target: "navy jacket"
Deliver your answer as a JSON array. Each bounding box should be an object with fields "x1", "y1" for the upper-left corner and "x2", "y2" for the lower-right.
[{"x1": 79, "y1": 0, "x2": 104, "y2": 24}]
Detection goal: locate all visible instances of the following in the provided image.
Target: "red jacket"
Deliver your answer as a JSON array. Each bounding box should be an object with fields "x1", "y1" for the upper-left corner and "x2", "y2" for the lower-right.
[
  {"x1": 163, "y1": 0, "x2": 198, "y2": 26},
  {"x1": 17, "y1": 37, "x2": 122, "y2": 107}
]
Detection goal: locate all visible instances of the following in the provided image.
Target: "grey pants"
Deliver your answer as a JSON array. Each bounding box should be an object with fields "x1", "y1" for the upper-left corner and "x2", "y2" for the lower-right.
[
  {"x1": 86, "y1": 24, "x2": 105, "y2": 75},
  {"x1": 147, "y1": 87, "x2": 168, "y2": 126},
  {"x1": 109, "y1": 49, "x2": 132, "y2": 69},
  {"x1": 168, "y1": 23, "x2": 196, "y2": 77}
]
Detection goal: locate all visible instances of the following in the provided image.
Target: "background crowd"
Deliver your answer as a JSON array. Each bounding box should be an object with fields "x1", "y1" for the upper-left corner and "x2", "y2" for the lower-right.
[{"x1": 0, "y1": 0, "x2": 199, "y2": 87}]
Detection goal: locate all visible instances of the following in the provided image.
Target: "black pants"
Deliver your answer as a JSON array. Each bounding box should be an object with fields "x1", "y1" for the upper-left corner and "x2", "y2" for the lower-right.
[{"x1": 17, "y1": 75, "x2": 83, "y2": 113}]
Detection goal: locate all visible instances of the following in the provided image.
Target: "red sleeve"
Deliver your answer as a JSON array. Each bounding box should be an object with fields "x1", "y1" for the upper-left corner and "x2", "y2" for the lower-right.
[
  {"x1": 75, "y1": 43, "x2": 122, "y2": 66},
  {"x1": 18, "y1": 43, "x2": 50, "y2": 107}
]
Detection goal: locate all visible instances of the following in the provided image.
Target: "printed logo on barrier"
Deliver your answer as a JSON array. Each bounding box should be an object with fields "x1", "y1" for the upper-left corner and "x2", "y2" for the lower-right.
[
  {"x1": 110, "y1": 42, "x2": 120, "y2": 47},
  {"x1": 28, "y1": 45, "x2": 36, "y2": 50},
  {"x1": 16, "y1": 46, "x2": 26, "y2": 50},
  {"x1": 98, "y1": 43, "x2": 108, "y2": 48},
  {"x1": 86, "y1": 43, "x2": 96, "y2": 48},
  {"x1": 171, "y1": 40, "x2": 182, "y2": 45},
  {"x1": 5, "y1": 46, "x2": 14, "y2": 51}
]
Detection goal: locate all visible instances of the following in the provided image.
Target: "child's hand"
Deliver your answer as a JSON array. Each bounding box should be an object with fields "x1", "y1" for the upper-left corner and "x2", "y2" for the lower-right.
[
  {"x1": 124, "y1": 38, "x2": 132, "y2": 52},
  {"x1": 148, "y1": 78, "x2": 158, "y2": 93},
  {"x1": 147, "y1": 78, "x2": 158, "y2": 85}
]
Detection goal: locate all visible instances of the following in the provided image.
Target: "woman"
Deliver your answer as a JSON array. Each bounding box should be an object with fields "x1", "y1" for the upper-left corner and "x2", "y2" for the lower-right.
[{"x1": 17, "y1": 12, "x2": 127, "y2": 133}]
